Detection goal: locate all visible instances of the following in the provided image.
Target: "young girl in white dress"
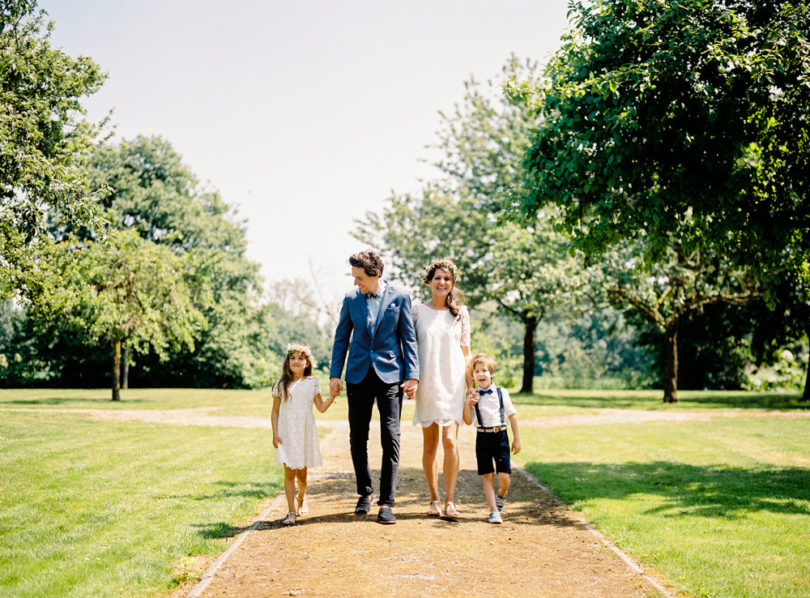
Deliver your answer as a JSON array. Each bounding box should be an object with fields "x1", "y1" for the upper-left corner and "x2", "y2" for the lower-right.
[
  {"x1": 271, "y1": 343, "x2": 336, "y2": 526},
  {"x1": 412, "y1": 258, "x2": 473, "y2": 519}
]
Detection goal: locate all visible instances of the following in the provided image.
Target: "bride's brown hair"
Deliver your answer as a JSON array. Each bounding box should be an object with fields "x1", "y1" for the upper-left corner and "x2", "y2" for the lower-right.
[{"x1": 423, "y1": 258, "x2": 463, "y2": 319}]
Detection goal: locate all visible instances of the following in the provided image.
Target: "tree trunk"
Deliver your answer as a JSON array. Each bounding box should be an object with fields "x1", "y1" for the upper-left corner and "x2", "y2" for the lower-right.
[
  {"x1": 803, "y1": 348, "x2": 810, "y2": 402},
  {"x1": 520, "y1": 315, "x2": 538, "y2": 394},
  {"x1": 112, "y1": 337, "x2": 121, "y2": 401},
  {"x1": 121, "y1": 342, "x2": 129, "y2": 390},
  {"x1": 663, "y1": 322, "x2": 678, "y2": 403}
]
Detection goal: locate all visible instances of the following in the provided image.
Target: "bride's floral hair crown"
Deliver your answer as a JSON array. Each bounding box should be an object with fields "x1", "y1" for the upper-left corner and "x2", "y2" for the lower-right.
[
  {"x1": 286, "y1": 343, "x2": 316, "y2": 367},
  {"x1": 423, "y1": 257, "x2": 461, "y2": 283}
]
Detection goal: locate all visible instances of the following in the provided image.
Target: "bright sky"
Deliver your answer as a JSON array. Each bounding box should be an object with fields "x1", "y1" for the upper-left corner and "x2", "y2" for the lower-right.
[{"x1": 42, "y1": 0, "x2": 569, "y2": 303}]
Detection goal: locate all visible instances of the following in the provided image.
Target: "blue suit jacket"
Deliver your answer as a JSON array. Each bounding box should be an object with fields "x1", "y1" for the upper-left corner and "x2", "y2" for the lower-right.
[{"x1": 330, "y1": 282, "x2": 419, "y2": 385}]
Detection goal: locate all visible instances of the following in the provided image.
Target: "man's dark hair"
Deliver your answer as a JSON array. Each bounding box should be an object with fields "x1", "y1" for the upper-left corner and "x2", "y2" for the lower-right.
[{"x1": 349, "y1": 251, "x2": 384, "y2": 277}]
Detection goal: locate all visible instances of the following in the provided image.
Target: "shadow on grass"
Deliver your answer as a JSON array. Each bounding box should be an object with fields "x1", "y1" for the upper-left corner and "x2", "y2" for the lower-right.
[
  {"x1": 518, "y1": 390, "x2": 807, "y2": 411},
  {"x1": 160, "y1": 481, "x2": 281, "y2": 507},
  {"x1": 526, "y1": 460, "x2": 810, "y2": 518},
  {"x1": 1, "y1": 396, "x2": 153, "y2": 407}
]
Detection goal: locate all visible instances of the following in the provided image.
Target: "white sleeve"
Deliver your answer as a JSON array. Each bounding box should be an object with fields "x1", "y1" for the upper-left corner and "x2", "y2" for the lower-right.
[
  {"x1": 500, "y1": 388, "x2": 517, "y2": 417},
  {"x1": 460, "y1": 306, "x2": 471, "y2": 348}
]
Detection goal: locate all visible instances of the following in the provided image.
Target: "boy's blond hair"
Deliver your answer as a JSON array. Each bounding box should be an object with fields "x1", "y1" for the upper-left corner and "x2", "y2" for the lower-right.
[{"x1": 469, "y1": 352, "x2": 497, "y2": 375}]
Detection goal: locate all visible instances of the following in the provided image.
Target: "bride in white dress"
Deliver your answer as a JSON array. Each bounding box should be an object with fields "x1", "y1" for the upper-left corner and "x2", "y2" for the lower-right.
[{"x1": 412, "y1": 258, "x2": 472, "y2": 519}]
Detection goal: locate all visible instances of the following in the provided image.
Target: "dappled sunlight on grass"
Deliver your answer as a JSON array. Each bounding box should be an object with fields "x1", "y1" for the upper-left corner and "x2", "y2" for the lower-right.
[
  {"x1": 518, "y1": 416, "x2": 810, "y2": 598},
  {"x1": 510, "y1": 388, "x2": 806, "y2": 411},
  {"x1": 0, "y1": 410, "x2": 282, "y2": 597}
]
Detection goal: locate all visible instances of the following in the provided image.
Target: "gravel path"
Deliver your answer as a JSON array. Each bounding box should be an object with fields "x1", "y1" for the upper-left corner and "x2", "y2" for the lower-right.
[{"x1": 176, "y1": 421, "x2": 674, "y2": 598}]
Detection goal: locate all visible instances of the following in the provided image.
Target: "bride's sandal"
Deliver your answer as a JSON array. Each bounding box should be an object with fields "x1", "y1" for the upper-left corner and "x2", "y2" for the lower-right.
[
  {"x1": 282, "y1": 512, "x2": 296, "y2": 526},
  {"x1": 427, "y1": 500, "x2": 442, "y2": 517},
  {"x1": 444, "y1": 501, "x2": 459, "y2": 520}
]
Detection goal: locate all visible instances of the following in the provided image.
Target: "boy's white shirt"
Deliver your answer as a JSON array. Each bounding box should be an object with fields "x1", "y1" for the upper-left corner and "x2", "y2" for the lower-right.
[{"x1": 472, "y1": 385, "x2": 516, "y2": 427}]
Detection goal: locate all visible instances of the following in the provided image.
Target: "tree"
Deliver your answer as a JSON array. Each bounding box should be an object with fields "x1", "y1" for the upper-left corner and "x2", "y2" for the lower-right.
[
  {"x1": 603, "y1": 241, "x2": 757, "y2": 401},
  {"x1": 517, "y1": 0, "x2": 809, "y2": 285},
  {"x1": 10, "y1": 135, "x2": 274, "y2": 389},
  {"x1": 354, "y1": 188, "x2": 585, "y2": 393},
  {"x1": 29, "y1": 230, "x2": 207, "y2": 400},
  {"x1": 512, "y1": 0, "x2": 807, "y2": 398},
  {"x1": 86, "y1": 136, "x2": 245, "y2": 252},
  {"x1": 535, "y1": 306, "x2": 656, "y2": 389},
  {"x1": 355, "y1": 57, "x2": 588, "y2": 393},
  {"x1": 84, "y1": 136, "x2": 273, "y2": 389},
  {"x1": 0, "y1": 299, "x2": 56, "y2": 385},
  {"x1": 1, "y1": 0, "x2": 106, "y2": 295},
  {"x1": 747, "y1": 270, "x2": 810, "y2": 400}
]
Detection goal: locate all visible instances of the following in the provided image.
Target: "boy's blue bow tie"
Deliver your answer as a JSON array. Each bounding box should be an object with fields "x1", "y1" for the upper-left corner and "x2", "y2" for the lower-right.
[{"x1": 478, "y1": 388, "x2": 493, "y2": 395}]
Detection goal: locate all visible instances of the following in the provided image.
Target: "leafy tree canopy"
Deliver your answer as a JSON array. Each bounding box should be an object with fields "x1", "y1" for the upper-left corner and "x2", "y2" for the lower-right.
[
  {"x1": 86, "y1": 135, "x2": 248, "y2": 254},
  {"x1": 28, "y1": 229, "x2": 208, "y2": 398},
  {"x1": 515, "y1": 0, "x2": 809, "y2": 298},
  {"x1": 1, "y1": 0, "x2": 106, "y2": 294}
]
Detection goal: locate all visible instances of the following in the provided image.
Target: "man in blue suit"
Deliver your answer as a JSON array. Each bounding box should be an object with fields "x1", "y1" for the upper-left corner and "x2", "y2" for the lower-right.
[{"x1": 330, "y1": 251, "x2": 419, "y2": 524}]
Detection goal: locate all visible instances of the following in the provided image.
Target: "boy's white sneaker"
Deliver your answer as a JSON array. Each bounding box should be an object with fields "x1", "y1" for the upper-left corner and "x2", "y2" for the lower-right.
[
  {"x1": 495, "y1": 495, "x2": 506, "y2": 512},
  {"x1": 488, "y1": 510, "x2": 503, "y2": 524}
]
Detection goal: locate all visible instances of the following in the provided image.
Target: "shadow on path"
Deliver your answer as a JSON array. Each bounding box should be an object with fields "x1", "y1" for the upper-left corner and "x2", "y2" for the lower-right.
[{"x1": 189, "y1": 423, "x2": 674, "y2": 598}]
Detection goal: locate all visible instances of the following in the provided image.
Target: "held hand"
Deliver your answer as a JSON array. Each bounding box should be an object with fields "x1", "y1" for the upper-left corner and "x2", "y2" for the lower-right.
[
  {"x1": 466, "y1": 389, "x2": 479, "y2": 405},
  {"x1": 329, "y1": 377, "x2": 343, "y2": 399},
  {"x1": 401, "y1": 378, "x2": 418, "y2": 399}
]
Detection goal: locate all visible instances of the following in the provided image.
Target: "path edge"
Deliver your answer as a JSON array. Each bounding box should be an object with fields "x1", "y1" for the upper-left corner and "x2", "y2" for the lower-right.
[
  {"x1": 185, "y1": 426, "x2": 343, "y2": 598},
  {"x1": 515, "y1": 466, "x2": 676, "y2": 598},
  {"x1": 187, "y1": 429, "x2": 675, "y2": 598}
]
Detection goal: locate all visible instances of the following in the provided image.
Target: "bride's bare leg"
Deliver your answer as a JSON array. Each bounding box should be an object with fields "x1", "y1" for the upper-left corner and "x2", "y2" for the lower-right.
[
  {"x1": 422, "y1": 424, "x2": 440, "y2": 505},
  {"x1": 442, "y1": 422, "x2": 460, "y2": 510}
]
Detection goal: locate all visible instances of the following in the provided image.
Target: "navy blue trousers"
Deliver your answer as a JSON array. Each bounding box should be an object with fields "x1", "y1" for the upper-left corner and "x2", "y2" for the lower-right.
[{"x1": 346, "y1": 368, "x2": 403, "y2": 506}]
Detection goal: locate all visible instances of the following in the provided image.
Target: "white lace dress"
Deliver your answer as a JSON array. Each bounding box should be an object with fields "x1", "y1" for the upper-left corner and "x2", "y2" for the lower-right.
[
  {"x1": 412, "y1": 304, "x2": 471, "y2": 427},
  {"x1": 273, "y1": 376, "x2": 323, "y2": 470}
]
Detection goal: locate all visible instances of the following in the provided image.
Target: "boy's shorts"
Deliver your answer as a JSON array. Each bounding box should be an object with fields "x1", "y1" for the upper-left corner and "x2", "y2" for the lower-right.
[{"x1": 475, "y1": 429, "x2": 511, "y2": 475}]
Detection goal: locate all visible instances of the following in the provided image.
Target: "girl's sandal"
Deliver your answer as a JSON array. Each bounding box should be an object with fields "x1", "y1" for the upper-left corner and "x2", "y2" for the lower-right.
[
  {"x1": 296, "y1": 496, "x2": 308, "y2": 516},
  {"x1": 427, "y1": 500, "x2": 442, "y2": 517},
  {"x1": 282, "y1": 512, "x2": 296, "y2": 526},
  {"x1": 444, "y1": 501, "x2": 459, "y2": 520}
]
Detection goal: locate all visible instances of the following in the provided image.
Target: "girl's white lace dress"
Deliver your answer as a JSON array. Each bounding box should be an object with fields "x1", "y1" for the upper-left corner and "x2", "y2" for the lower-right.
[
  {"x1": 273, "y1": 376, "x2": 323, "y2": 470},
  {"x1": 412, "y1": 303, "x2": 471, "y2": 427}
]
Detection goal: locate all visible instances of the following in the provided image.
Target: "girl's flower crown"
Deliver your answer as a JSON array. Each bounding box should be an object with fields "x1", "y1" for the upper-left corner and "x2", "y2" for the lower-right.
[
  {"x1": 423, "y1": 257, "x2": 461, "y2": 281},
  {"x1": 286, "y1": 343, "x2": 316, "y2": 366}
]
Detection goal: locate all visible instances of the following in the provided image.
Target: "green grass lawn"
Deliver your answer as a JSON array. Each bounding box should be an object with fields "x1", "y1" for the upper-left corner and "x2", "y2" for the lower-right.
[
  {"x1": 518, "y1": 414, "x2": 810, "y2": 598},
  {"x1": 0, "y1": 382, "x2": 348, "y2": 421},
  {"x1": 2, "y1": 387, "x2": 808, "y2": 597},
  {"x1": 521, "y1": 387, "x2": 808, "y2": 411},
  {"x1": 0, "y1": 408, "x2": 282, "y2": 598}
]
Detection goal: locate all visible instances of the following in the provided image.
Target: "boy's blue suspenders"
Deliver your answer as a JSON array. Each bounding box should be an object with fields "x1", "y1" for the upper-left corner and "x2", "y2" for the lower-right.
[{"x1": 474, "y1": 387, "x2": 505, "y2": 428}]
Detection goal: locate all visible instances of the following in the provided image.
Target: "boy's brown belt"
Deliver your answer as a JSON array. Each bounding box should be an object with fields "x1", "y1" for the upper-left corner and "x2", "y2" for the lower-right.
[{"x1": 477, "y1": 426, "x2": 506, "y2": 433}]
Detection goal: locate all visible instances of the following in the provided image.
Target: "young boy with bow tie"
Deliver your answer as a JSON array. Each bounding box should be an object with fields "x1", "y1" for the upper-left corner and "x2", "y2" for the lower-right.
[{"x1": 463, "y1": 352, "x2": 521, "y2": 524}]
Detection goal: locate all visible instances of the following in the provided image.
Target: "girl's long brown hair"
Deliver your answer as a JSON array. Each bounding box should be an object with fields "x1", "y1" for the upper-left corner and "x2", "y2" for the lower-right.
[{"x1": 276, "y1": 343, "x2": 315, "y2": 401}]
